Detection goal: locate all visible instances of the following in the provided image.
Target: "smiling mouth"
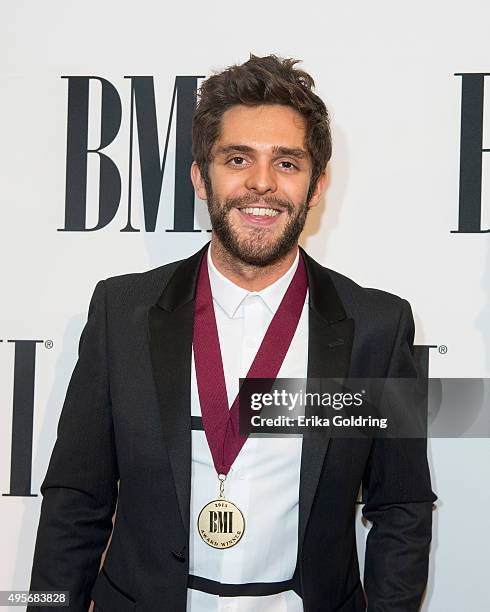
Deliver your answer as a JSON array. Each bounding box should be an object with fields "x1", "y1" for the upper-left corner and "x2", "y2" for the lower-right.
[{"x1": 238, "y1": 206, "x2": 281, "y2": 217}]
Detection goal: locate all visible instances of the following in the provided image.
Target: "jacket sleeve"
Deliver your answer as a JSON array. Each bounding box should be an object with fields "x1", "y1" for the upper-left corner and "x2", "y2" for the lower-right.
[
  {"x1": 28, "y1": 280, "x2": 119, "y2": 612},
  {"x1": 361, "y1": 298, "x2": 437, "y2": 611}
]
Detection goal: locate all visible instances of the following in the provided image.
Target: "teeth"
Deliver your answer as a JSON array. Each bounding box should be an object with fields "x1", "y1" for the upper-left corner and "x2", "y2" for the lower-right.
[{"x1": 241, "y1": 207, "x2": 280, "y2": 217}]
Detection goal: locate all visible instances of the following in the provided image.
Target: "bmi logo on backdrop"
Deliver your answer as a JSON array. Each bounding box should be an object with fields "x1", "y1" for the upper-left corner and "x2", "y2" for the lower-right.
[{"x1": 59, "y1": 73, "x2": 490, "y2": 234}]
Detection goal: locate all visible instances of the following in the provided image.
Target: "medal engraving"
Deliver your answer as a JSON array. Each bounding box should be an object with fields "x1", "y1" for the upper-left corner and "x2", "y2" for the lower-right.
[{"x1": 198, "y1": 499, "x2": 245, "y2": 549}]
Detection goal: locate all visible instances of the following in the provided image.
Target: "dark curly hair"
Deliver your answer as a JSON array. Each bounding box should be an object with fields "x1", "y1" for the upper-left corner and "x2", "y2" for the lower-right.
[{"x1": 192, "y1": 54, "x2": 332, "y2": 202}]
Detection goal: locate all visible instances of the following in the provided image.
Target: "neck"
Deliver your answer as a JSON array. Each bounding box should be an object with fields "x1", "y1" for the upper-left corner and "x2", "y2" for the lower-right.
[{"x1": 210, "y1": 238, "x2": 298, "y2": 291}]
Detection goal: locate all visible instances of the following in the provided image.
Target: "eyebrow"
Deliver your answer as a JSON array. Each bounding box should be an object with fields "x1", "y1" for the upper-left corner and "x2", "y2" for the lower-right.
[
  {"x1": 215, "y1": 144, "x2": 308, "y2": 159},
  {"x1": 215, "y1": 144, "x2": 255, "y2": 156},
  {"x1": 272, "y1": 146, "x2": 308, "y2": 159}
]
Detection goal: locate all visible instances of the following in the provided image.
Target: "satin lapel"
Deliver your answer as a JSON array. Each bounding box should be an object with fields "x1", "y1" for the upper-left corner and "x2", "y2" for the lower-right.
[
  {"x1": 147, "y1": 244, "x2": 208, "y2": 537},
  {"x1": 298, "y1": 248, "x2": 355, "y2": 552}
]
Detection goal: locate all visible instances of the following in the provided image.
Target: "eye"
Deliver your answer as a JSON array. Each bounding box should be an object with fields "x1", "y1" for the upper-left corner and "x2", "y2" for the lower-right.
[
  {"x1": 228, "y1": 156, "x2": 247, "y2": 166},
  {"x1": 278, "y1": 160, "x2": 297, "y2": 170}
]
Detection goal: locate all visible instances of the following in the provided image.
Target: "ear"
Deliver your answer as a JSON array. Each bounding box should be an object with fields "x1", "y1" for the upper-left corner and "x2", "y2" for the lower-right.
[
  {"x1": 191, "y1": 161, "x2": 208, "y2": 201},
  {"x1": 307, "y1": 170, "x2": 327, "y2": 209}
]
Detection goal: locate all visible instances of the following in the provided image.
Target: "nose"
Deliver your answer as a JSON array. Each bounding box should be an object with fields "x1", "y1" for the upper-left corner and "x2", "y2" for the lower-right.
[{"x1": 244, "y1": 160, "x2": 277, "y2": 195}]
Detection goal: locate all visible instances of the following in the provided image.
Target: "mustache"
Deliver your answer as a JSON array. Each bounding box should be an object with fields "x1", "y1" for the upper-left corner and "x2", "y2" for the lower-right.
[{"x1": 224, "y1": 194, "x2": 294, "y2": 214}]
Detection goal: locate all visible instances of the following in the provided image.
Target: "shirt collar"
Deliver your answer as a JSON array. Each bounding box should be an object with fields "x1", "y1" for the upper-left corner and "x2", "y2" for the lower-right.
[{"x1": 207, "y1": 247, "x2": 300, "y2": 318}]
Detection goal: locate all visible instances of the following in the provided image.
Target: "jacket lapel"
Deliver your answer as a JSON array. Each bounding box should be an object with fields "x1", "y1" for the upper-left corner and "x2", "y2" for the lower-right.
[
  {"x1": 148, "y1": 244, "x2": 208, "y2": 537},
  {"x1": 298, "y1": 248, "x2": 355, "y2": 553}
]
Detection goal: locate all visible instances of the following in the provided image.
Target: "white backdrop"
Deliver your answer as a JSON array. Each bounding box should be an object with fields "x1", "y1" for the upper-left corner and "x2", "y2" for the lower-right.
[{"x1": 2, "y1": 1, "x2": 490, "y2": 610}]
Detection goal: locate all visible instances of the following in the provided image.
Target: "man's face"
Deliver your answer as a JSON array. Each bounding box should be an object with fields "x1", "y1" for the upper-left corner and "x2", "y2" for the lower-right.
[{"x1": 191, "y1": 104, "x2": 325, "y2": 267}]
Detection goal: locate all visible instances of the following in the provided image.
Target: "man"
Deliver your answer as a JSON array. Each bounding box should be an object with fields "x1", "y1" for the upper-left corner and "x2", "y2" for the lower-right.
[{"x1": 29, "y1": 55, "x2": 436, "y2": 611}]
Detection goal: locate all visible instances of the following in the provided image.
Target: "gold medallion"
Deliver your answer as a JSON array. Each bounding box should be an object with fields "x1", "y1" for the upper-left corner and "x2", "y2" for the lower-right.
[
  {"x1": 197, "y1": 474, "x2": 245, "y2": 549},
  {"x1": 198, "y1": 498, "x2": 245, "y2": 549}
]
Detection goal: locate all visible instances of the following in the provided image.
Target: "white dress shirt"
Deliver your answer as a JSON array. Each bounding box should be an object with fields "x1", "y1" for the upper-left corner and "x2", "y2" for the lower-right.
[{"x1": 187, "y1": 247, "x2": 308, "y2": 612}]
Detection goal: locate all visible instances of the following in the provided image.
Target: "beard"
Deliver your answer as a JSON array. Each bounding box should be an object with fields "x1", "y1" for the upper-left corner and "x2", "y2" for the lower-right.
[{"x1": 206, "y1": 189, "x2": 310, "y2": 268}]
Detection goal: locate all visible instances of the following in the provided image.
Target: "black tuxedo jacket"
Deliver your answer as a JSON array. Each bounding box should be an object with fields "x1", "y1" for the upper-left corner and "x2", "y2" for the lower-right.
[{"x1": 29, "y1": 244, "x2": 436, "y2": 612}]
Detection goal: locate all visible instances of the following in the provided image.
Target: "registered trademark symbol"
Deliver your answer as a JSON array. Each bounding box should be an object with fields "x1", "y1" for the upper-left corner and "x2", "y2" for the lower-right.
[
  {"x1": 45, "y1": 340, "x2": 53, "y2": 349},
  {"x1": 438, "y1": 345, "x2": 447, "y2": 354}
]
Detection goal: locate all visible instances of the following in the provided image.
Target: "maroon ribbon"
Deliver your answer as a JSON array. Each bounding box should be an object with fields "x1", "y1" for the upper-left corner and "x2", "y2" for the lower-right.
[{"x1": 192, "y1": 246, "x2": 308, "y2": 475}]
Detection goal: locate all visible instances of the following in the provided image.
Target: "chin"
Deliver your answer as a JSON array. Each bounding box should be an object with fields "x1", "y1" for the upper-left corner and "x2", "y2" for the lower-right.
[{"x1": 232, "y1": 242, "x2": 293, "y2": 268}]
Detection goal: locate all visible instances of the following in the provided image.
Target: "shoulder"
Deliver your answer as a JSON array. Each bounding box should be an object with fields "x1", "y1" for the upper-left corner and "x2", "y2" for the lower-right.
[
  {"x1": 306, "y1": 255, "x2": 413, "y2": 340},
  {"x1": 96, "y1": 257, "x2": 185, "y2": 309},
  {"x1": 326, "y1": 266, "x2": 407, "y2": 319}
]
